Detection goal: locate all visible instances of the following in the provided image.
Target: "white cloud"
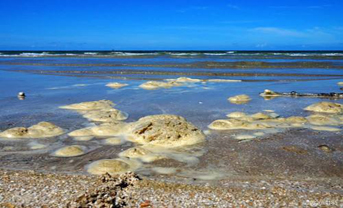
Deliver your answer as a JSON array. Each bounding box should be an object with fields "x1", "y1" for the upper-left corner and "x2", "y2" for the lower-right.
[{"x1": 227, "y1": 4, "x2": 239, "y2": 10}]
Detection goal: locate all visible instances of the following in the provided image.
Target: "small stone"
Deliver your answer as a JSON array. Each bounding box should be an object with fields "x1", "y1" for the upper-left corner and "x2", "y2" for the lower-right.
[{"x1": 318, "y1": 145, "x2": 334, "y2": 153}]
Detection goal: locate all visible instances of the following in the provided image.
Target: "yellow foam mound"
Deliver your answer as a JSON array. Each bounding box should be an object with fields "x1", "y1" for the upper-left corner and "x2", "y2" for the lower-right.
[
  {"x1": 307, "y1": 114, "x2": 341, "y2": 126},
  {"x1": 305, "y1": 102, "x2": 343, "y2": 114},
  {"x1": 226, "y1": 112, "x2": 247, "y2": 118},
  {"x1": 228, "y1": 94, "x2": 251, "y2": 104},
  {"x1": 54, "y1": 145, "x2": 85, "y2": 157},
  {"x1": 208, "y1": 119, "x2": 270, "y2": 130},
  {"x1": 139, "y1": 81, "x2": 182, "y2": 90},
  {"x1": 119, "y1": 146, "x2": 164, "y2": 162},
  {"x1": 0, "y1": 122, "x2": 64, "y2": 139},
  {"x1": 81, "y1": 109, "x2": 128, "y2": 122},
  {"x1": 166, "y1": 77, "x2": 202, "y2": 83},
  {"x1": 87, "y1": 158, "x2": 140, "y2": 175},
  {"x1": 106, "y1": 82, "x2": 128, "y2": 89},
  {"x1": 127, "y1": 114, "x2": 205, "y2": 147},
  {"x1": 60, "y1": 100, "x2": 115, "y2": 110},
  {"x1": 338, "y1": 82, "x2": 343, "y2": 86},
  {"x1": 68, "y1": 122, "x2": 127, "y2": 137}
]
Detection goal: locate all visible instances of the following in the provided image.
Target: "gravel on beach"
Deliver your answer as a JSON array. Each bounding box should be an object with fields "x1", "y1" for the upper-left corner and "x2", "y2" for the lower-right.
[{"x1": 0, "y1": 169, "x2": 343, "y2": 207}]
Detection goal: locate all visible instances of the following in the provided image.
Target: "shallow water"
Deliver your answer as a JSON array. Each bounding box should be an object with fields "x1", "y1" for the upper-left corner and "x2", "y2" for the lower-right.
[{"x1": 0, "y1": 51, "x2": 343, "y2": 182}]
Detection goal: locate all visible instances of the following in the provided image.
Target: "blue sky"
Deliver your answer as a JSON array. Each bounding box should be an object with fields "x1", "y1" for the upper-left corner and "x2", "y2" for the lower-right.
[{"x1": 1, "y1": 0, "x2": 343, "y2": 50}]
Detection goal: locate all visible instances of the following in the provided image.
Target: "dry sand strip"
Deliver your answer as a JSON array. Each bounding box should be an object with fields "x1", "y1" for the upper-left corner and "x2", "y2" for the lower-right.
[{"x1": 0, "y1": 169, "x2": 343, "y2": 207}]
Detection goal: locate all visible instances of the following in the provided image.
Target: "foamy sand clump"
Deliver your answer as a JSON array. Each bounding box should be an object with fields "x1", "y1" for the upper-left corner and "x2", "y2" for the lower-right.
[
  {"x1": 139, "y1": 81, "x2": 182, "y2": 90},
  {"x1": 126, "y1": 114, "x2": 205, "y2": 147},
  {"x1": 338, "y1": 82, "x2": 343, "y2": 86},
  {"x1": 81, "y1": 109, "x2": 128, "y2": 122},
  {"x1": 53, "y1": 145, "x2": 85, "y2": 157},
  {"x1": 60, "y1": 100, "x2": 128, "y2": 122},
  {"x1": 305, "y1": 102, "x2": 343, "y2": 114},
  {"x1": 106, "y1": 82, "x2": 128, "y2": 89},
  {"x1": 60, "y1": 100, "x2": 115, "y2": 110},
  {"x1": 0, "y1": 122, "x2": 64, "y2": 139},
  {"x1": 166, "y1": 77, "x2": 202, "y2": 83},
  {"x1": 68, "y1": 122, "x2": 128, "y2": 137},
  {"x1": 209, "y1": 107, "x2": 343, "y2": 141},
  {"x1": 119, "y1": 146, "x2": 165, "y2": 162},
  {"x1": 87, "y1": 158, "x2": 141, "y2": 175},
  {"x1": 228, "y1": 94, "x2": 251, "y2": 104}
]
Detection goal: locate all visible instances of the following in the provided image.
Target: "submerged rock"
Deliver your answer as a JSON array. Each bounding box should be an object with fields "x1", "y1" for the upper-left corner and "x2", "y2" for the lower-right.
[
  {"x1": 305, "y1": 102, "x2": 343, "y2": 114},
  {"x1": 0, "y1": 122, "x2": 64, "y2": 139},
  {"x1": 127, "y1": 114, "x2": 205, "y2": 147},
  {"x1": 54, "y1": 145, "x2": 85, "y2": 157},
  {"x1": 106, "y1": 82, "x2": 128, "y2": 89},
  {"x1": 228, "y1": 94, "x2": 251, "y2": 104}
]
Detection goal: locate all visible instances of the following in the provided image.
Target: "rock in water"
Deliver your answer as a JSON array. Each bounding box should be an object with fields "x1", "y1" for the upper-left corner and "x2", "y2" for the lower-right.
[
  {"x1": 228, "y1": 94, "x2": 251, "y2": 104},
  {"x1": 304, "y1": 102, "x2": 343, "y2": 113},
  {"x1": 127, "y1": 114, "x2": 205, "y2": 147}
]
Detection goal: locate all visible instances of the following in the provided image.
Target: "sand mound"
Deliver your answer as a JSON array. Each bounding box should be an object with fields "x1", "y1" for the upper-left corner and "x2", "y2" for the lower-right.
[
  {"x1": 104, "y1": 137, "x2": 125, "y2": 145},
  {"x1": 139, "y1": 81, "x2": 182, "y2": 90},
  {"x1": 127, "y1": 114, "x2": 205, "y2": 147},
  {"x1": 119, "y1": 146, "x2": 164, "y2": 162},
  {"x1": 166, "y1": 77, "x2": 202, "y2": 83},
  {"x1": 260, "y1": 89, "x2": 280, "y2": 97},
  {"x1": 81, "y1": 109, "x2": 128, "y2": 122},
  {"x1": 0, "y1": 122, "x2": 64, "y2": 139},
  {"x1": 208, "y1": 119, "x2": 270, "y2": 130},
  {"x1": 87, "y1": 158, "x2": 140, "y2": 175},
  {"x1": 307, "y1": 114, "x2": 341, "y2": 126},
  {"x1": 226, "y1": 112, "x2": 247, "y2": 118},
  {"x1": 106, "y1": 82, "x2": 128, "y2": 89},
  {"x1": 54, "y1": 145, "x2": 85, "y2": 157},
  {"x1": 228, "y1": 94, "x2": 251, "y2": 104},
  {"x1": 60, "y1": 100, "x2": 115, "y2": 110},
  {"x1": 305, "y1": 102, "x2": 343, "y2": 113},
  {"x1": 69, "y1": 122, "x2": 127, "y2": 137}
]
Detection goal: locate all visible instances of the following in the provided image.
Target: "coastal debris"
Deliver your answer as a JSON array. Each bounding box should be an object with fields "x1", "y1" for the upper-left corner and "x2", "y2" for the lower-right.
[
  {"x1": 260, "y1": 89, "x2": 343, "y2": 99},
  {"x1": 305, "y1": 102, "x2": 343, "y2": 113},
  {"x1": 127, "y1": 114, "x2": 205, "y2": 147},
  {"x1": 53, "y1": 145, "x2": 85, "y2": 157},
  {"x1": 67, "y1": 172, "x2": 141, "y2": 208},
  {"x1": 17, "y1": 92, "x2": 25, "y2": 100},
  {"x1": 228, "y1": 94, "x2": 251, "y2": 104},
  {"x1": 0, "y1": 122, "x2": 64, "y2": 139},
  {"x1": 106, "y1": 82, "x2": 128, "y2": 89},
  {"x1": 318, "y1": 145, "x2": 335, "y2": 153}
]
